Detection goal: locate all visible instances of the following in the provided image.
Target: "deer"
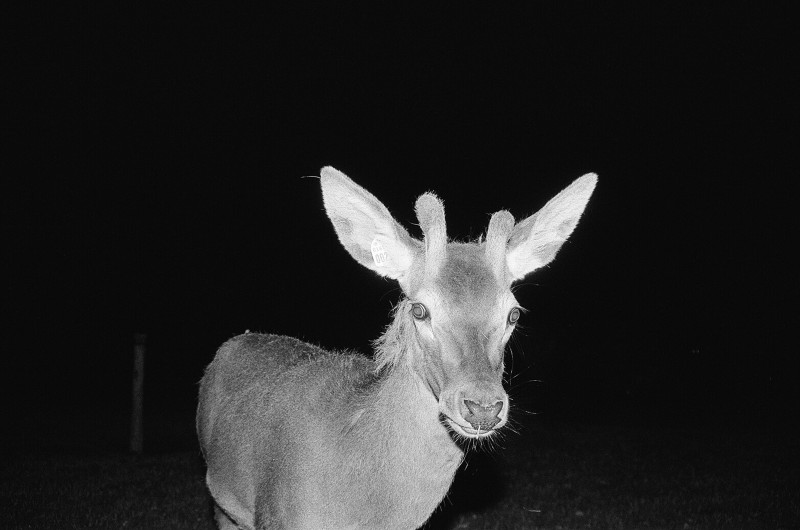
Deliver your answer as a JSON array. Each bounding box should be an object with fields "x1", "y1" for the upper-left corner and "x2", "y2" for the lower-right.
[{"x1": 197, "y1": 166, "x2": 597, "y2": 529}]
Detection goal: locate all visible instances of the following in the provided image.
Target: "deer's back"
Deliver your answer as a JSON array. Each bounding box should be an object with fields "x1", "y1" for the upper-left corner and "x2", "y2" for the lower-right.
[
  {"x1": 198, "y1": 331, "x2": 362, "y2": 448},
  {"x1": 197, "y1": 332, "x2": 377, "y2": 528}
]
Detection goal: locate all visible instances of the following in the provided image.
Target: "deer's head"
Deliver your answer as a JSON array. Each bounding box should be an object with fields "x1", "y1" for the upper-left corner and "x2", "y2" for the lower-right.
[{"x1": 321, "y1": 167, "x2": 596, "y2": 439}]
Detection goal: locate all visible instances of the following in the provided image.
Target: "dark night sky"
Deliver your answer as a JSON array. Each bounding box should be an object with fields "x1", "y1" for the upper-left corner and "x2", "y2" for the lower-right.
[{"x1": 6, "y1": 5, "x2": 797, "y2": 442}]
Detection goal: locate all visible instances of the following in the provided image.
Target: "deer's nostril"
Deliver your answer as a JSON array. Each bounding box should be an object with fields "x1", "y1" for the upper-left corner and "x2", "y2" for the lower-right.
[
  {"x1": 464, "y1": 400, "x2": 503, "y2": 416},
  {"x1": 462, "y1": 399, "x2": 504, "y2": 430}
]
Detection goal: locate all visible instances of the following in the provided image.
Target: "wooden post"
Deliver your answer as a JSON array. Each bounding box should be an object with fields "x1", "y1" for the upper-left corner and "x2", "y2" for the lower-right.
[{"x1": 130, "y1": 333, "x2": 146, "y2": 454}]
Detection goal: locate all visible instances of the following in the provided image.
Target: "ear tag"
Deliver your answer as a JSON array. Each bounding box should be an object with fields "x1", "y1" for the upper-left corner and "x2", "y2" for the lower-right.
[{"x1": 371, "y1": 239, "x2": 389, "y2": 267}]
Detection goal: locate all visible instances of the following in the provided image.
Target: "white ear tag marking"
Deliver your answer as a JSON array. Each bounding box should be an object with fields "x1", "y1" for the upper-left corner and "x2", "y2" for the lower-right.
[{"x1": 371, "y1": 239, "x2": 389, "y2": 267}]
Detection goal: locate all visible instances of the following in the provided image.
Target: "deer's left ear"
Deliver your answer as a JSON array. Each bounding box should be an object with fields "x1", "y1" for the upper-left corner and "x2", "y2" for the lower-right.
[{"x1": 506, "y1": 173, "x2": 597, "y2": 281}]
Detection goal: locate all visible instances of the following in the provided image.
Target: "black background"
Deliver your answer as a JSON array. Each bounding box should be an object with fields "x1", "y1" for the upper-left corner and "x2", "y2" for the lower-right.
[{"x1": 6, "y1": 4, "x2": 797, "y2": 450}]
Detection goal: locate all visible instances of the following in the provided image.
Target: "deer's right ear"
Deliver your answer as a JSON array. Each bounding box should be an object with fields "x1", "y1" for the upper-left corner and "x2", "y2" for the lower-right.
[{"x1": 320, "y1": 166, "x2": 420, "y2": 281}]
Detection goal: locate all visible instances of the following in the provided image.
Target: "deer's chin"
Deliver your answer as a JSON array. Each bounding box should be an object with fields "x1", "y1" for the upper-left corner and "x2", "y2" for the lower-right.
[{"x1": 444, "y1": 417, "x2": 497, "y2": 439}]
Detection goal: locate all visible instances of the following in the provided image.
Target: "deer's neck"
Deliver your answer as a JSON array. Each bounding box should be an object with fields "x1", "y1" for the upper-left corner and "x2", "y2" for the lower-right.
[
  {"x1": 348, "y1": 362, "x2": 461, "y2": 456},
  {"x1": 367, "y1": 320, "x2": 462, "y2": 468},
  {"x1": 338, "y1": 360, "x2": 463, "y2": 527},
  {"x1": 374, "y1": 364, "x2": 451, "y2": 441}
]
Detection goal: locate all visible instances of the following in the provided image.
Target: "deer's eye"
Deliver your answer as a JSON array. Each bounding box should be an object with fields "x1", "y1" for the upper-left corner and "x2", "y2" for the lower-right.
[
  {"x1": 507, "y1": 307, "x2": 521, "y2": 325},
  {"x1": 411, "y1": 303, "x2": 429, "y2": 320}
]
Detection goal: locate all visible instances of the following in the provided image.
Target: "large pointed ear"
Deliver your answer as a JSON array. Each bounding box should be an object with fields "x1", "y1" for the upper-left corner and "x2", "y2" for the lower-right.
[
  {"x1": 320, "y1": 166, "x2": 420, "y2": 281},
  {"x1": 506, "y1": 173, "x2": 597, "y2": 281}
]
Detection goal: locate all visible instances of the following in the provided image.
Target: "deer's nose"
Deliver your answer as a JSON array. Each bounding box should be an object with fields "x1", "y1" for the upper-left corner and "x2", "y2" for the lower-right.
[{"x1": 461, "y1": 399, "x2": 504, "y2": 431}]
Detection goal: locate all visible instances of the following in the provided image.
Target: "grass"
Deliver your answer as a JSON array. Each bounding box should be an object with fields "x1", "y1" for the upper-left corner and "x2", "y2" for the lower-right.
[
  {"x1": 2, "y1": 452, "x2": 211, "y2": 529},
  {"x1": 2, "y1": 416, "x2": 798, "y2": 529},
  {"x1": 430, "y1": 420, "x2": 799, "y2": 529}
]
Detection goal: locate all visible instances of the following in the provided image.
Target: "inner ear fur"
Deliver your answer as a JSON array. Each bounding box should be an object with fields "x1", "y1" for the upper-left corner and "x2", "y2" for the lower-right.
[{"x1": 506, "y1": 173, "x2": 597, "y2": 280}]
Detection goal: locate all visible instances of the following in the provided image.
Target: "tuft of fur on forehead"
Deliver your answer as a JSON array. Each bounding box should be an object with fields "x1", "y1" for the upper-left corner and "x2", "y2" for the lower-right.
[
  {"x1": 437, "y1": 243, "x2": 500, "y2": 318},
  {"x1": 415, "y1": 193, "x2": 447, "y2": 280}
]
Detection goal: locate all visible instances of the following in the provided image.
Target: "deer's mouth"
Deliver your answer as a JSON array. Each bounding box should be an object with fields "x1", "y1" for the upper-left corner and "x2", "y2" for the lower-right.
[{"x1": 443, "y1": 416, "x2": 498, "y2": 439}]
